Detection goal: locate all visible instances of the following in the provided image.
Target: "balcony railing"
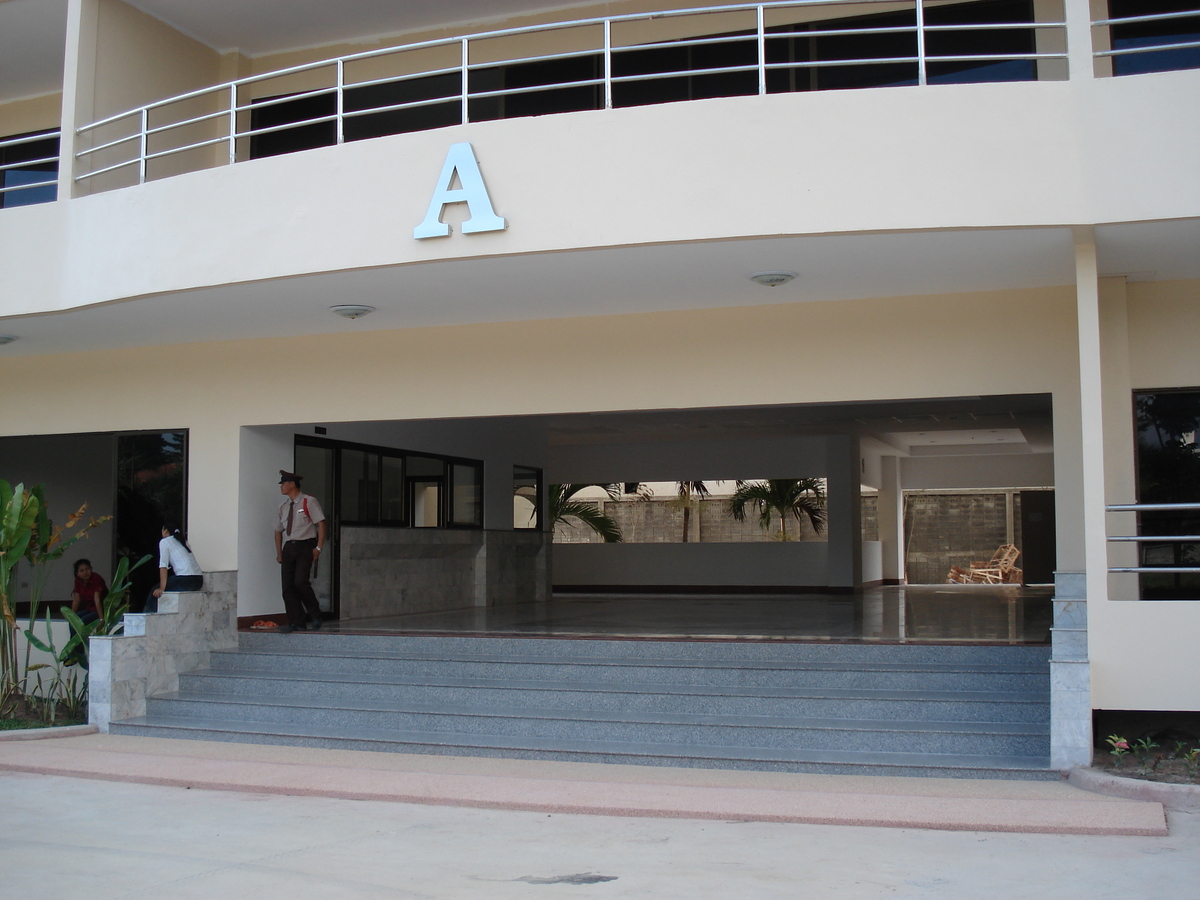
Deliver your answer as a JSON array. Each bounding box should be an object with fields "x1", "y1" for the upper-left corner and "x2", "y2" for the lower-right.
[
  {"x1": 1095, "y1": 4, "x2": 1200, "y2": 76},
  {"x1": 0, "y1": 130, "x2": 59, "y2": 208},
  {"x1": 1107, "y1": 501, "x2": 1200, "y2": 600},
  {"x1": 72, "y1": 0, "x2": 1068, "y2": 191}
]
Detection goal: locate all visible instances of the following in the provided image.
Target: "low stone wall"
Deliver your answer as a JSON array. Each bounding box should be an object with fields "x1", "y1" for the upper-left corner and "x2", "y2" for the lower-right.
[
  {"x1": 339, "y1": 528, "x2": 546, "y2": 620},
  {"x1": 88, "y1": 571, "x2": 237, "y2": 731}
]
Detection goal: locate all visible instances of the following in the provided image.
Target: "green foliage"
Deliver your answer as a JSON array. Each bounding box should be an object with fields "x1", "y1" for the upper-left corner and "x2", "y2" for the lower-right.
[
  {"x1": 1106, "y1": 734, "x2": 1130, "y2": 766},
  {"x1": 728, "y1": 479, "x2": 826, "y2": 541},
  {"x1": 548, "y1": 484, "x2": 624, "y2": 543}
]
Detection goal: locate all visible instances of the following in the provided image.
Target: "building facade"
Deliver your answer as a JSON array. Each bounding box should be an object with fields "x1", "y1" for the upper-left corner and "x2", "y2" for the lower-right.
[{"x1": 1, "y1": 0, "x2": 1199, "y2": 768}]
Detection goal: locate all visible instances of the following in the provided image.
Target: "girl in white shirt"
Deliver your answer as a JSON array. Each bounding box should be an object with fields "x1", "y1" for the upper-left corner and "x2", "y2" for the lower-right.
[{"x1": 144, "y1": 524, "x2": 203, "y2": 613}]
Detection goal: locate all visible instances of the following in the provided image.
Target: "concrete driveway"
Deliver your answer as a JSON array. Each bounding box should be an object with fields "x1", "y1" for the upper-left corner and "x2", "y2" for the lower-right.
[{"x1": 2, "y1": 769, "x2": 1197, "y2": 900}]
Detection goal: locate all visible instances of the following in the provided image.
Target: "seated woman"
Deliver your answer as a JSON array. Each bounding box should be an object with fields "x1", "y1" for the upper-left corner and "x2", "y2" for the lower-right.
[
  {"x1": 144, "y1": 524, "x2": 203, "y2": 613},
  {"x1": 70, "y1": 558, "x2": 107, "y2": 625}
]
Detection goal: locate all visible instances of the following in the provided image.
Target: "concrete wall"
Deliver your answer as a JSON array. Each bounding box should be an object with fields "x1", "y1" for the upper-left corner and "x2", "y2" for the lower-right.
[{"x1": 553, "y1": 541, "x2": 829, "y2": 589}]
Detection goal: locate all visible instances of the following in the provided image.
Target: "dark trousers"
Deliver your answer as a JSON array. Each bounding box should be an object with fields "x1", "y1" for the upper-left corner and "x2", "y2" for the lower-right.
[{"x1": 281, "y1": 539, "x2": 321, "y2": 626}]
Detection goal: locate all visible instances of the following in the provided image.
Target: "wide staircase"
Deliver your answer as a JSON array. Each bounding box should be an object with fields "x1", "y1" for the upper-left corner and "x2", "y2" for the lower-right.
[{"x1": 110, "y1": 633, "x2": 1054, "y2": 779}]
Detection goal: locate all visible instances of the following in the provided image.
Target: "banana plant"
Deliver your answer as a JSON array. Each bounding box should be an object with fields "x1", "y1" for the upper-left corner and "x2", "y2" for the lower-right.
[
  {"x1": 0, "y1": 480, "x2": 40, "y2": 710},
  {"x1": 20, "y1": 485, "x2": 111, "y2": 684}
]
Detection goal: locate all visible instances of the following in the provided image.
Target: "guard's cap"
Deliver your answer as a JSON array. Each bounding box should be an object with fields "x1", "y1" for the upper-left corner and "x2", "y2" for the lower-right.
[{"x1": 279, "y1": 470, "x2": 302, "y2": 485}]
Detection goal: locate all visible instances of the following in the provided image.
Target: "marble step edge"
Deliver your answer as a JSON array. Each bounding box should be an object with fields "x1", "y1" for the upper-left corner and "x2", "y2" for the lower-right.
[{"x1": 216, "y1": 647, "x2": 1050, "y2": 675}]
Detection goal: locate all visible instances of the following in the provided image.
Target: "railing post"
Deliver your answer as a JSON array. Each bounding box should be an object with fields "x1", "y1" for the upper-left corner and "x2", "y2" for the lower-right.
[
  {"x1": 138, "y1": 107, "x2": 148, "y2": 184},
  {"x1": 916, "y1": 0, "x2": 927, "y2": 86},
  {"x1": 604, "y1": 19, "x2": 613, "y2": 109},
  {"x1": 336, "y1": 59, "x2": 345, "y2": 144},
  {"x1": 228, "y1": 84, "x2": 237, "y2": 165},
  {"x1": 461, "y1": 38, "x2": 470, "y2": 124},
  {"x1": 757, "y1": 5, "x2": 767, "y2": 95}
]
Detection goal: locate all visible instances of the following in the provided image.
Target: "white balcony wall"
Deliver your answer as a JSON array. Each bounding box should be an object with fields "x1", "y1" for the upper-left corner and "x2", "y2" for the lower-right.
[
  {"x1": 0, "y1": 93, "x2": 62, "y2": 138},
  {"x1": 2, "y1": 69, "x2": 1197, "y2": 318}
]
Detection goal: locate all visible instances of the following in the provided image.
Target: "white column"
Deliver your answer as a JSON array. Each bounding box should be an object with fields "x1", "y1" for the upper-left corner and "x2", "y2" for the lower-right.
[
  {"x1": 825, "y1": 434, "x2": 862, "y2": 590},
  {"x1": 1075, "y1": 227, "x2": 1109, "y2": 606},
  {"x1": 1064, "y1": 0, "x2": 1097, "y2": 81},
  {"x1": 57, "y1": 0, "x2": 99, "y2": 199},
  {"x1": 878, "y1": 456, "x2": 905, "y2": 584}
]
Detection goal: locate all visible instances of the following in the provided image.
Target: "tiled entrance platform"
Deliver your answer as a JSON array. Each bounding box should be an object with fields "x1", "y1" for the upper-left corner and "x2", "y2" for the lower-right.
[
  {"x1": 319, "y1": 585, "x2": 1053, "y2": 644},
  {"x1": 0, "y1": 733, "x2": 1166, "y2": 836}
]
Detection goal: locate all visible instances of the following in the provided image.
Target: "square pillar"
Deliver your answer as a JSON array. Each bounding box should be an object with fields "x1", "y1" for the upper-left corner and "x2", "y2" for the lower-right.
[
  {"x1": 878, "y1": 455, "x2": 905, "y2": 584},
  {"x1": 826, "y1": 434, "x2": 862, "y2": 590}
]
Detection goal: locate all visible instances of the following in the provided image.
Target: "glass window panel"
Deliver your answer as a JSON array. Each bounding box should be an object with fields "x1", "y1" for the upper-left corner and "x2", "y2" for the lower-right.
[
  {"x1": 1134, "y1": 389, "x2": 1200, "y2": 599},
  {"x1": 341, "y1": 448, "x2": 380, "y2": 522},
  {"x1": 381, "y1": 455, "x2": 405, "y2": 522},
  {"x1": 407, "y1": 455, "x2": 445, "y2": 478},
  {"x1": 513, "y1": 466, "x2": 540, "y2": 530},
  {"x1": 451, "y1": 463, "x2": 483, "y2": 526}
]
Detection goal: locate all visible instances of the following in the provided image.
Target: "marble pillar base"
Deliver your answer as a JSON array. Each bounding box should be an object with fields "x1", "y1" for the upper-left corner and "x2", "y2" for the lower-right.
[
  {"x1": 89, "y1": 571, "x2": 237, "y2": 731},
  {"x1": 1050, "y1": 571, "x2": 1092, "y2": 770}
]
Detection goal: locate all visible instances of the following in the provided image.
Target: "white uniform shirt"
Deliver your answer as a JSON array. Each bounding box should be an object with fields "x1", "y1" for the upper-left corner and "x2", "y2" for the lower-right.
[{"x1": 159, "y1": 535, "x2": 202, "y2": 576}]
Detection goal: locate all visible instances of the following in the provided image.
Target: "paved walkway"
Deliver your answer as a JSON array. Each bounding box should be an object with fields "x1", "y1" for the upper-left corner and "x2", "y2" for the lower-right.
[
  {"x1": 1, "y1": 748, "x2": 1196, "y2": 900},
  {"x1": 0, "y1": 733, "x2": 1166, "y2": 835}
]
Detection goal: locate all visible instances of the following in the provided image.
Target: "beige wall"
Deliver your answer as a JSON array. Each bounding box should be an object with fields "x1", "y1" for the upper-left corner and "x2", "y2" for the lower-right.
[
  {"x1": 0, "y1": 284, "x2": 1082, "y2": 567},
  {"x1": 0, "y1": 93, "x2": 62, "y2": 137},
  {"x1": 73, "y1": 0, "x2": 222, "y2": 191},
  {"x1": 1086, "y1": 278, "x2": 1200, "y2": 710}
]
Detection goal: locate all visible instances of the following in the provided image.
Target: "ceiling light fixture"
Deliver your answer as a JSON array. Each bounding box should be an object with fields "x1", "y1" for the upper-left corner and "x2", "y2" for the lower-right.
[
  {"x1": 330, "y1": 305, "x2": 376, "y2": 319},
  {"x1": 0, "y1": 335, "x2": 18, "y2": 346},
  {"x1": 749, "y1": 270, "x2": 798, "y2": 287}
]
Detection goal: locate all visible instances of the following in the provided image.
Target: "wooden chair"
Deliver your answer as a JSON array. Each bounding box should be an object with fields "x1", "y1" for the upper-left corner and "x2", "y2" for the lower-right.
[{"x1": 947, "y1": 544, "x2": 1023, "y2": 585}]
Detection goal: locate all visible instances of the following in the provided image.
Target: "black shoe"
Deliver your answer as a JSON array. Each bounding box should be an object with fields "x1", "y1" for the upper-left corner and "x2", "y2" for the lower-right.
[
  {"x1": 280, "y1": 624, "x2": 296, "y2": 634},
  {"x1": 309, "y1": 617, "x2": 322, "y2": 631}
]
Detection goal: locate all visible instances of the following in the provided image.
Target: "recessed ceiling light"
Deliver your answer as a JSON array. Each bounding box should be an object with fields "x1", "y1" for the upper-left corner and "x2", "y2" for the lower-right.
[
  {"x1": 0, "y1": 335, "x2": 18, "y2": 345},
  {"x1": 330, "y1": 305, "x2": 376, "y2": 319},
  {"x1": 749, "y1": 270, "x2": 798, "y2": 287}
]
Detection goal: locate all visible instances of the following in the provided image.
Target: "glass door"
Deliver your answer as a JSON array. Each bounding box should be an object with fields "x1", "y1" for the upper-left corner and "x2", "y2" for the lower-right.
[{"x1": 294, "y1": 441, "x2": 338, "y2": 617}]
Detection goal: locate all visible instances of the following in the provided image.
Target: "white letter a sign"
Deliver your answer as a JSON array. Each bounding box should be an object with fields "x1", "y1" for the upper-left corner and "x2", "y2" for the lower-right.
[{"x1": 413, "y1": 143, "x2": 506, "y2": 239}]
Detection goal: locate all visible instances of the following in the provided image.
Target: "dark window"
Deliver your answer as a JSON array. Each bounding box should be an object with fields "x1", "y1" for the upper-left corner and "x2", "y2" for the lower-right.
[
  {"x1": 0, "y1": 130, "x2": 58, "y2": 208},
  {"x1": 344, "y1": 73, "x2": 461, "y2": 140},
  {"x1": 449, "y1": 463, "x2": 483, "y2": 527},
  {"x1": 1109, "y1": 0, "x2": 1200, "y2": 76},
  {"x1": 766, "y1": 9, "x2": 919, "y2": 93},
  {"x1": 924, "y1": 0, "x2": 1036, "y2": 85},
  {"x1": 612, "y1": 31, "x2": 758, "y2": 108},
  {"x1": 115, "y1": 431, "x2": 187, "y2": 610},
  {"x1": 470, "y1": 55, "x2": 602, "y2": 121},
  {"x1": 249, "y1": 92, "x2": 336, "y2": 159},
  {"x1": 340, "y1": 448, "x2": 381, "y2": 523},
  {"x1": 1134, "y1": 389, "x2": 1200, "y2": 599}
]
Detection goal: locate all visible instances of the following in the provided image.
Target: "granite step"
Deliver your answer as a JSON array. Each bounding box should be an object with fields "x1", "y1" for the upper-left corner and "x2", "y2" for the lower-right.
[
  {"x1": 178, "y1": 668, "x2": 1049, "y2": 722},
  {"x1": 113, "y1": 633, "x2": 1053, "y2": 778},
  {"x1": 144, "y1": 690, "x2": 1049, "y2": 756},
  {"x1": 208, "y1": 647, "x2": 1048, "y2": 691}
]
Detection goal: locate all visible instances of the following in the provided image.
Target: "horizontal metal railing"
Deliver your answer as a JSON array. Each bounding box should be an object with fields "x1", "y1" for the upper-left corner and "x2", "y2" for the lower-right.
[
  {"x1": 1094, "y1": 6, "x2": 1200, "y2": 61},
  {"x1": 1107, "y1": 502, "x2": 1200, "y2": 575},
  {"x1": 72, "y1": 0, "x2": 1067, "y2": 188},
  {"x1": 0, "y1": 130, "x2": 60, "y2": 200}
]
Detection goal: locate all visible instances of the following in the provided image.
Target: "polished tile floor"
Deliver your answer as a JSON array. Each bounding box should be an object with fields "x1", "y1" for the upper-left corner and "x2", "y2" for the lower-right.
[{"x1": 323, "y1": 584, "x2": 1053, "y2": 644}]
